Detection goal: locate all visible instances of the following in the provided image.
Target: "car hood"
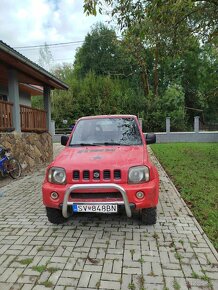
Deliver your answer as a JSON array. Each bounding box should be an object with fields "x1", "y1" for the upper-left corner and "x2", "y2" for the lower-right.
[{"x1": 53, "y1": 145, "x2": 146, "y2": 170}]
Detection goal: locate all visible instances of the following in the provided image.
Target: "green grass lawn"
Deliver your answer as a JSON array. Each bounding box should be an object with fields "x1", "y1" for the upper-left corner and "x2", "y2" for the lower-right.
[{"x1": 151, "y1": 143, "x2": 218, "y2": 251}]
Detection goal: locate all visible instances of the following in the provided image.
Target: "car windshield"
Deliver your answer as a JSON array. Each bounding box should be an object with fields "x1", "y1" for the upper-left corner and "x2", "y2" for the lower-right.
[{"x1": 70, "y1": 117, "x2": 142, "y2": 146}]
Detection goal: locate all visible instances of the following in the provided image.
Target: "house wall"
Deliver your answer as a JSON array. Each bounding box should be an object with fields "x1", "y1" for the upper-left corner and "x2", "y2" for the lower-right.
[
  {"x1": 19, "y1": 91, "x2": 31, "y2": 106},
  {"x1": 0, "y1": 86, "x2": 8, "y2": 100},
  {"x1": 0, "y1": 132, "x2": 53, "y2": 172},
  {"x1": 0, "y1": 85, "x2": 31, "y2": 106}
]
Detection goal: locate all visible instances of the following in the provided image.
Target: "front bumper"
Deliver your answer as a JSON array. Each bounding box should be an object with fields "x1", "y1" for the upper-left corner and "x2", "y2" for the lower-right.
[
  {"x1": 62, "y1": 183, "x2": 132, "y2": 218},
  {"x1": 42, "y1": 178, "x2": 159, "y2": 217}
]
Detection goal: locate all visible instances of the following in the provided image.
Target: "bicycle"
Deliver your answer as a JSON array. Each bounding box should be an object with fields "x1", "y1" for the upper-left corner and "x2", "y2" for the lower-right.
[{"x1": 0, "y1": 146, "x2": 22, "y2": 179}]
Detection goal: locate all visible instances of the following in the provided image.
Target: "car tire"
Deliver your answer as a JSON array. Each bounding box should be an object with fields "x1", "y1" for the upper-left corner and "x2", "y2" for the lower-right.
[
  {"x1": 46, "y1": 207, "x2": 67, "y2": 224},
  {"x1": 141, "y1": 207, "x2": 157, "y2": 225},
  {"x1": 8, "y1": 158, "x2": 22, "y2": 179}
]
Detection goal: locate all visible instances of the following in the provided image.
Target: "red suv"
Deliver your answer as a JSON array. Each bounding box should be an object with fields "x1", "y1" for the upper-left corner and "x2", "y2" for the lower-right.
[{"x1": 42, "y1": 115, "x2": 159, "y2": 224}]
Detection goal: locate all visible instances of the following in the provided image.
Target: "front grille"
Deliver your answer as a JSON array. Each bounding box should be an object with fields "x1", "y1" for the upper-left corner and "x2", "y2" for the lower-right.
[
  {"x1": 83, "y1": 170, "x2": 90, "y2": 180},
  {"x1": 103, "y1": 170, "x2": 110, "y2": 179},
  {"x1": 73, "y1": 170, "x2": 80, "y2": 180},
  {"x1": 70, "y1": 192, "x2": 122, "y2": 199},
  {"x1": 72, "y1": 169, "x2": 121, "y2": 181},
  {"x1": 93, "y1": 170, "x2": 100, "y2": 180},
  {"x1": 114, "y1": 169, "x2": 121, "y2": 179}
]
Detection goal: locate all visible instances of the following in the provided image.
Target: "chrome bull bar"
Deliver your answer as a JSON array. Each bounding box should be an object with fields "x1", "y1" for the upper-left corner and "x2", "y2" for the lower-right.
[{"x1": 62, "y1": 183, "x2": 132, "y2": 218}]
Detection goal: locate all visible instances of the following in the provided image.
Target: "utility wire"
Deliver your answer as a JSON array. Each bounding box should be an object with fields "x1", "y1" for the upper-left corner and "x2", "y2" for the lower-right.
[
  {"x1": 14, "y1": 40, "x2": 84, "y2": 49},
  {"x1": 14, "y1": 34, "x2": 122, "y2": 50}
]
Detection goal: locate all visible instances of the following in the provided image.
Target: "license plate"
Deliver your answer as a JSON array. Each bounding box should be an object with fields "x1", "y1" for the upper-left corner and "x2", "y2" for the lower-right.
[{"x1": 72, "y1": 204, "x2": 117, "y2": 213}]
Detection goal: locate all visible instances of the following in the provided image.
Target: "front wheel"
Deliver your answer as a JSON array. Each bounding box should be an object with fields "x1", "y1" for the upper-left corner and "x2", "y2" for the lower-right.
[
  {"x1": 141, "y1": 207, "x2": 157, "y2": 225},
  {"x1": 46, "y1": 207, "x2": 68, "y2": 224},
  {"x1": 7, "y1": 158, "x2": 22, "y2": 179}
]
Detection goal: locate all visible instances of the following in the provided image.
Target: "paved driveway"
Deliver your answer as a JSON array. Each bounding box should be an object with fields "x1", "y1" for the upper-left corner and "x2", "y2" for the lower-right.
[{"x1": 0, "y1": 144, "x2": 217, "y2": 290}]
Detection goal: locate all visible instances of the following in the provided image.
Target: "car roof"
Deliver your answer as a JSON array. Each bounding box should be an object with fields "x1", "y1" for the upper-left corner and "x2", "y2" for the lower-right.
[{"x1": 77, "y1": 114, "x2": 137, "y2": 121}]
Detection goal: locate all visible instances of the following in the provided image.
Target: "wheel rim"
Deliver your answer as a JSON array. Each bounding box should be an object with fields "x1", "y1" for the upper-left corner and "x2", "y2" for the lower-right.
[{"x1": 8, "y1": 159, "x2": 21, "y2": 178}]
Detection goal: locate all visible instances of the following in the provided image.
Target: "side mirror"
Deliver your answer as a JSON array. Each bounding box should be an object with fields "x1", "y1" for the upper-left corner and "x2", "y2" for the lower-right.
[
  {"x1": 61, "y1": 135, "x2": 69, "y2": 146},
  {"x1": 145, "y1": 133, "x2": 156, "y2": 144}
]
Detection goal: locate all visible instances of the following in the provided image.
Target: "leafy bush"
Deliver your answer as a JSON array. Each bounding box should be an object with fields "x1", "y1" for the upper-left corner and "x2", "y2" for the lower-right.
[{"x1": 143, "y1": 84, "x2": 186, "y2": 132}]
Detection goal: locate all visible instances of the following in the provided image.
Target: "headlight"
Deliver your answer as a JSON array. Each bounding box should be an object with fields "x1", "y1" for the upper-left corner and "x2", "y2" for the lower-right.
[
  {"x1": 48, "y1": 167, "x2": 66, "y2": 184},
  {"x1": 128, "y1": 166, "x2": 150, "y2": 183}
]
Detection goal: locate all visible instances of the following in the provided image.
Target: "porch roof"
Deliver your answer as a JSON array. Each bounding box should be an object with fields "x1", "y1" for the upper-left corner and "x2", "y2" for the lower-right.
[{"x1": 0, "y1": 40, "x2": 69, "y2": 90}]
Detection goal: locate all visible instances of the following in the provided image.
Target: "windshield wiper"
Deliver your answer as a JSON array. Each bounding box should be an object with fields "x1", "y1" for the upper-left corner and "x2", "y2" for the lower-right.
[
  {"x1": 94, "y1": 142, "x2": 130, "y2": 146},
  {"x1": 103, "y1": 142, "x2": 122, "y2": 145},
  {"x1": 71, "y1": 143, "x2": 98, "y2": 146},
  {"x1": 70, "y1": 142, "x2": 131, "y2": 146}
]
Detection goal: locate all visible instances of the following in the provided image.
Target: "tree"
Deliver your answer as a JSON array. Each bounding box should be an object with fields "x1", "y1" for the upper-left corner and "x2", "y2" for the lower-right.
[
  {"x1": 32, "y1": 43, "x2": 54, "y2": 109},
  {"x1": 143, "y1": 84, "x2": 186, "y2": 132},
  {"x1": 38, "y1": 43, "x2": 54, "y2": 71},
  {"x1": 83, "y1": 1, "x2": 218, "y2": 125},
  {"x1": 49, "y1": 62, "x2": 146, "y2": 128},
  {"x1": 83, "y1": 1, "x2": 218, "y2": 45},
  {"x1": 73, "y1": 23, "x2": 135, "y2": 79},
  {"x1": 46, "y1": 5, "x2": 217, "y2": 131},
  {"x1": 83, "y1": 0, "x2": 218, "y2": 98}
]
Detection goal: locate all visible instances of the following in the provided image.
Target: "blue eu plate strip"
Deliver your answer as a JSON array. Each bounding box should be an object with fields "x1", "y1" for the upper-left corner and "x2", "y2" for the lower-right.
[{"x1": 72, "y1": 204, "x2": 78, "y2": 212}]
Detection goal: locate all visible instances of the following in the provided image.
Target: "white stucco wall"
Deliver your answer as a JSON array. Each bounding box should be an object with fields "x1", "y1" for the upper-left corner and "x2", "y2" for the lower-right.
[
  {"x1": 19, "y1": 92, "x2": 31, "y2": 106},
  {"x1": 0, "y1": 85, "x2": 31, "y2": 106}
]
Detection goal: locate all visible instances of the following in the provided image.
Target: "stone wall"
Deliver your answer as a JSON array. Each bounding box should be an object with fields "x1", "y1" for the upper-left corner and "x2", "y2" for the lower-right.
[{"x1": 0, "y1": 132, "x2": 53, "y2": 172}]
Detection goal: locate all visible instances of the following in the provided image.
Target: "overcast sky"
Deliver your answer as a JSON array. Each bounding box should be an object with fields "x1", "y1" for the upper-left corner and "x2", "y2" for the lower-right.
[{"x1": 0, "y1": 0, "x2": 110, "y2": 68}]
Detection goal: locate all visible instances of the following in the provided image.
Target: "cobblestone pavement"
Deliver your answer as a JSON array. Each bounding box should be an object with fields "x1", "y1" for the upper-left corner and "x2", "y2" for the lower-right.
[{"x1": 0, "y1": 144, "x2": 217, "y2": 290}]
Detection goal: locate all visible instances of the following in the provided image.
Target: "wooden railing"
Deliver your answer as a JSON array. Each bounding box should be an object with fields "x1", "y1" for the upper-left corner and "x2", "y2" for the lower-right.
[
  {"x1": 0, "y1": 100, "x2": 14, "y2": 131},
  {"x1": 0, "y1": 101, "x2": 47, "y2": 133},
  {"x1": 20, "y1": 105, "x2": 47, "y2": 132}
]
